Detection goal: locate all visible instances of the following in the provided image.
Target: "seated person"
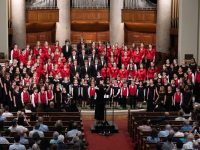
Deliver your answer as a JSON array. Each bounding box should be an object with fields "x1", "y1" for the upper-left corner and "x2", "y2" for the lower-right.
[
  {"x1": 29, "y1": 123, "x2": 44, "y2": 138},
  {"x1": 161, "y1": 134, "x2": 176, "y2": 150},
  {"x1": 66, "y1": 122, "x2": 82, "y2": 138},
  {"x1": 2, "y1": 106, "x2": 13, "y2": 118},
  {"x1": 9, "y1": 135, "x2": 26, "y2": 150},
  {"x1": 18, "y1": 130, "x2": 29, "y2": 145},
  {"x1": 158, "y1": 124, "x2": 171, "y2": 138},
  {"x1": 137, "y1": 120, "x2": 152, "y2": 131},
  {"x1": 0, "y1": 109, "x2": 6, "y2": 122},
  {"x1": 55, "y1": 120, "x2": 64, "y2": 135},
  {"x1": 57, "y1": 135, "x2": 69, "y2": 150},
  {"x1": 173, "y1": 127, "x2": 184, "y2": 137},
  {"x1": 0, "y1": 131, "x2": 9, "y2": 144},
  {"x1": 8, "y1": 119, "x2": 28, "y2": 133},
  {"x1": 50, "y1": 131, "x2": 59, "y2": 144},
  {"x1": 146, "y1": 128, "x2": 160, "y2": 143},
  {"x1": 175, "y1": 110, "x2": 187, "y2": 121},
  {"x1": 37, "y1": 117, "x2": 49, "y2": 132},
  {"x1": 181, "y1": 120, "x2": 193, "y2": 132},
  {"x1": 182, "y1": 133, "x2": 194, "y2": 150}
]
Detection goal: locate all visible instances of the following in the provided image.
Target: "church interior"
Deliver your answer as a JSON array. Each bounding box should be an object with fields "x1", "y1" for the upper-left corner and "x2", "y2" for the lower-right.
[{"x1": 0, "y1": 0, "x2": 200, "y2": 150}]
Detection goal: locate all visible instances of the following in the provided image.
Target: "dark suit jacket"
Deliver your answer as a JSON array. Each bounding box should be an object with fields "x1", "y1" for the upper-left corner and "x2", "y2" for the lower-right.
[
  {"x1": 80, "y1": 65, "x2": 91, "y2": 78},
  {"x1": 78, "y1": 54, "x2": 88, "y2": 67},
  {"x1": 62, "y1": 45, "x2": 72, "y2": 59},
  {"x1": 70, "y1": 65, "x2": 80, "y2": 77},
  {"x1": 90, "y1": 64, "x2": 101, "y2": 77}
]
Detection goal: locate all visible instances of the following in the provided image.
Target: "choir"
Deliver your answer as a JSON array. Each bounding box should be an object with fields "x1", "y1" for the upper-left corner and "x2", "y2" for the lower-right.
[{"x1": 0, "y1": 39, "x2": 200, "y2": 113}]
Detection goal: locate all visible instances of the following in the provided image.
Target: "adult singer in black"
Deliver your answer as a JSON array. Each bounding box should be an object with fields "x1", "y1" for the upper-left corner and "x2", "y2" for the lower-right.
[{"x1": 95, "y1": 80, "x2": 106, "y2": 122}]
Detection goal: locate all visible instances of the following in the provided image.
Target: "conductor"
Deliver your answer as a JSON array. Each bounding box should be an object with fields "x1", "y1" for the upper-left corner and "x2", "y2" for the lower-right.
[{"x1": 95, "y1": 80, "x2": 106, "y2": 122}]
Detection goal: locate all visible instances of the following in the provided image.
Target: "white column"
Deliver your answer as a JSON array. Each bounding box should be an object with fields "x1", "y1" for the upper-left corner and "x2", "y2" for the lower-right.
[
  {"x1": 0, "y1": 0, "x2": 8, "y2": 59},
  {"x1": 56, "y1": 0, "x2": 71, "y2": 46},
  {"x1": 198, "y1": 4, "x2": 200, "y2": 65},
  {"x1": 11, "y1": 0, "x2": 26, "y2": 49},
  {"x1": 110, "y1": 0, "x2": 124, "y2": 46},
  {"x1": 178, "y1": 0, "x2": 199, "y2": 64},
  {"x1": 156, "y1": 0, "x2": 172, "y2": 53}
]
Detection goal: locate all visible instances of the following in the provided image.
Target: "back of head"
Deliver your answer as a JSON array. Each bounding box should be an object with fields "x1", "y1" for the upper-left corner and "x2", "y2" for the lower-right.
[
  {"x1": 32, "y1": 143, "x2": 40, "y2": 150},
  {"x1": 58, "y1": 135, "x2": 65, "y2": 143},
  {"x1": 35, "y1": 123, "x2": 40, "y2": 130},
  {"x1": 12, "y1": 119, "x2": 17, "y2": 127},
  {"x1": 38, "y1": 117, "x2": 43, "y2": 124},
  {"x1": 32, "y1": 132, "x2": 40, "y2": 142},
  {"x1": 53, "y1": 131, "x2": 59, "y2": 140},
  {"x1": 165, "y1": 124, "x2": 171, "y2": 131},
  {"x1": 14, "y1": 135, "x2": 20, "y2": 143},
  {"x1": 4, "y1": 105, "x2": 9, "y2": 112},
  {"x1": 186, "y1": 133, "x2": 194, "y2": 141},
  {"x1": 72, "y1": 122, "x2": 78, "y2": 130},
  {"x1": 178, "y1": 110, "x2": 184, "y2": 117}
]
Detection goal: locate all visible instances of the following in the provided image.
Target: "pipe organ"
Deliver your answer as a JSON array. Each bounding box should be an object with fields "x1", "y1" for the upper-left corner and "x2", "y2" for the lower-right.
[{"x1": 71, "y1": 0, "x2": 109, "y2": 8}]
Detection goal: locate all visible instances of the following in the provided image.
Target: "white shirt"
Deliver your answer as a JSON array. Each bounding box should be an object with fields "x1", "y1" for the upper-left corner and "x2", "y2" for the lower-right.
[
  {"x1": 2, "y1": 112, "x2": 13, "y2": 118},
  {"x1": 182, "y1": 141, "x2": 193, "y2": 150},
  {"x1": 8, "y1": 125, "x2": 28, "y2": 133}
]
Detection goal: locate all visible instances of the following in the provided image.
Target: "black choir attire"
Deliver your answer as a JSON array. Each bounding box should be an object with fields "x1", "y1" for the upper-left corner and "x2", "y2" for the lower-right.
[
  {"x1": 137, "y1": 85, "x2": 145, "y2": 103},
  {"x1": 78, "y1": 54, "x2": 87, "y2": 67},
  {"x1": 104, "y1": 84, "x2": 111, "y2": 107},
  {"x1": 112, "y1": 86, "x2": 120, "y2": 103},
  {"x1": 146, "y1": 85, "x2": 156, "y2": 112},
  {"x1": 81, "y1": 65, "x2": 91, "y2": 79},
  {"x1": 62, "y1": 81, "x2": 71, "y2": 94},
  {"x1": 95, "y1": 84, "x2": 106, "y2": 121},
  {"x1": 165, "y1": 92, "x2": 173, "y2": 111},
  {"x1": 81, "y1": 84, "x2": 89, "y2": 103},
  {"x1": 55, "y1": 89, "x2": 62, "y2": 109},
  {"x1": 3, "y1": 79, "x2": 11, "y2": 107},
  {"x1": 91, "y1": 64, "x2": 101, "y2": 77},
  {"x1": 62, "y1": 92, "x2": 70, "y2": 111},
  {"x1": 70, "y1": 65, "x2": 80, "y2": 81},
  {"x1": 156, "y1": 92, "x2": 166, "y2": 107},
  {"x1": 0, "y1": 74, "x2": 3, "y2": 105},
  {"x1": 62, "y1": 44, "x2": 72, "y2": 59},
  {"x1": 72, "y1": 84, "x2": 80, "y2": 105},
  {"x1": 14, "y1": 91, "x2": 23, "y2": 111},
  {"x1": 181, "y1": 90, "x2": 192, "y2": 113}
]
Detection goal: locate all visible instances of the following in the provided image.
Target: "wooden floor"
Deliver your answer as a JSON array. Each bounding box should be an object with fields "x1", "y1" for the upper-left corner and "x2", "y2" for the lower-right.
[{"x1": 81, "y1": 109, "x2": 146, "y2": 120}]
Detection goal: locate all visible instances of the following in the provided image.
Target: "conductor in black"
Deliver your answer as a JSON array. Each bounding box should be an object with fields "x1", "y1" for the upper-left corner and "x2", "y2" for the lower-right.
[{"x1": 95, "y1": 80, "x2": 106, "y2": 122}]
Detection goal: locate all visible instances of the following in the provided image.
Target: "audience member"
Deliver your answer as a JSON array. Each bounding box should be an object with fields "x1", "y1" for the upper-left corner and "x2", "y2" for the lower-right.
[
  {"x1": 158, "y1": 124, "x2": 171, "y2": 138},
  {"x1": 37, "y1": 117, "x2": 49, "y2": 132},
  {"x1": 161, "y1": 134, "x2": 175, "y2": 150},
  {"x1": 0, "y1": 131, "x2": 9, "y2": 144},
  {"x1": 8, "y1": 119, "x2": 28, "y2": 133},
  {"x1": 146, "y1": 128, "x2": 160, "y2": 143},
  {"x1": 29, "y1": 123, "x2": 44, "y2": 138},
  {"x1": 9, "y1": 135, "x2": 26, "y2": 150},
  {"x1": 2, "y1": 106, "x2": 13, "y2": 118},
  {"x1": 50, "y1": 131, "x2": 59, "y2": 144}
]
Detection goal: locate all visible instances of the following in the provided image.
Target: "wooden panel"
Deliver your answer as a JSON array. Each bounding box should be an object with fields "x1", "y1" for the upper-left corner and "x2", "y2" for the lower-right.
[
  {"x1": 26, "y1": 9, "x2": 59, "y2": 23},
  {"x1": 125, "y1": 30, "x2": 156, "y2": 45},
  {"x1": 71, "y1": 8, "x2": 109, "y2": 23},
  {"x1": 26, "y1": 31, "x2": 54, "y2": 46},
  {"x1": 122, "y1": 9, "x2": 157, "y2": 23},
  {"x1": 71, "y1": 31, "x2": 109, "y2": 43}
]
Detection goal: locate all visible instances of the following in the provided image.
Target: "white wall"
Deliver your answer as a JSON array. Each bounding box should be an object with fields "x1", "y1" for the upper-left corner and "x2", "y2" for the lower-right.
[
  {"x1": 0, "y1": 0, "x2": 8, "y2": 58},
  {"x1": 178, "y1": 0, "x2": 199, "y2": 64}
]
